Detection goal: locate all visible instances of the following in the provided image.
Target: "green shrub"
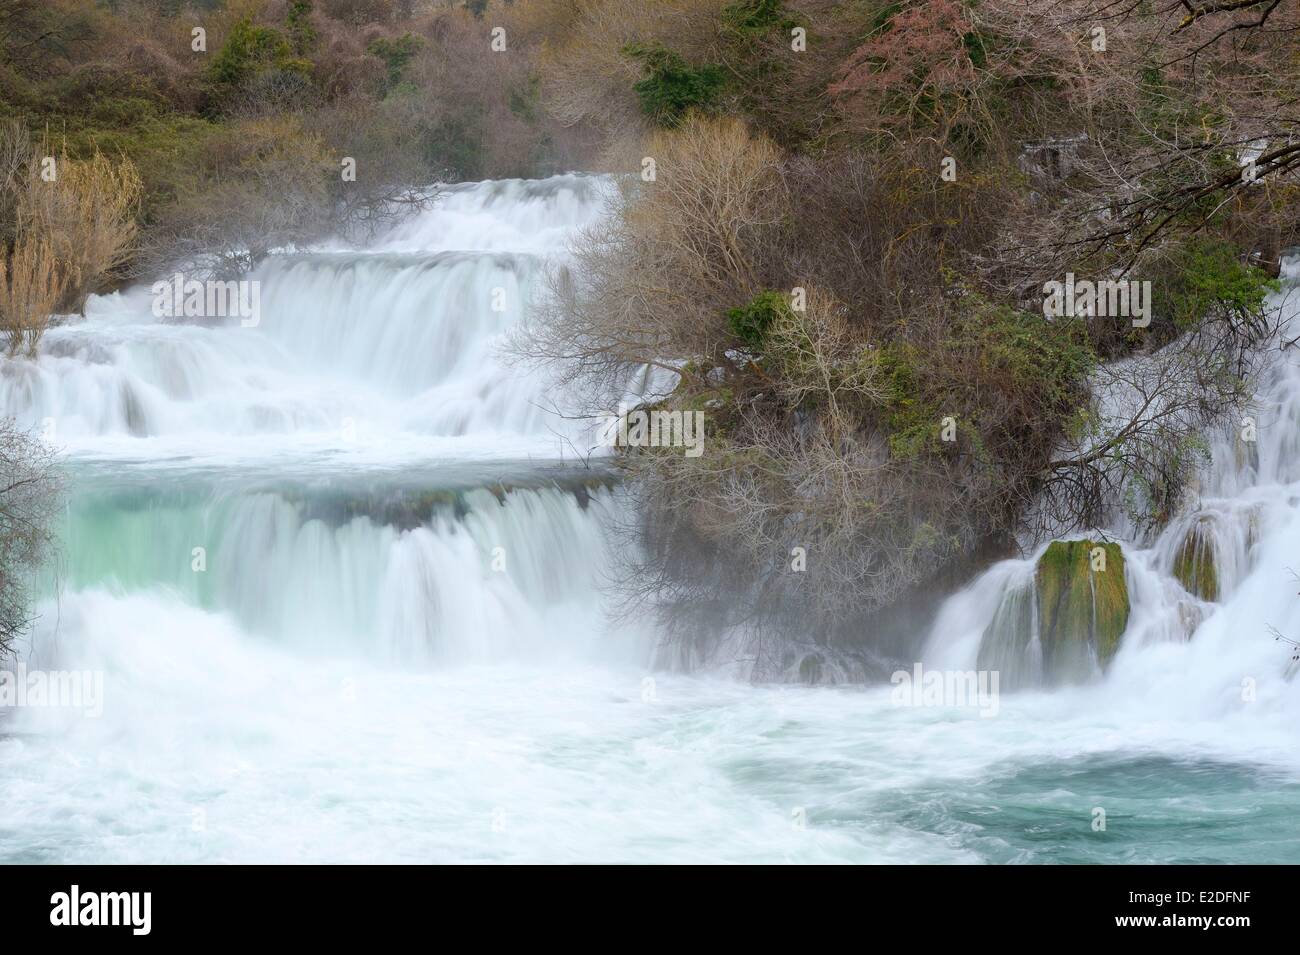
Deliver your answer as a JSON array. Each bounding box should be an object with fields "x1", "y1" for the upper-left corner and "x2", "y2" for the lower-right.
[
  {"x1": 722, "y1": 0, "x2": 792, "y2": 35},
  {"x1": 508, "y1": 76, "x2": 542, "y2": 121},
  {"x1": 1151, "y1": 237, "x2": 1281, "y2": 330},
  {"x1": 880, "y1": 294, "x2": 1095, "y2": 461},
  {"x1": 727, "y1": 290, "x2": 789, "y2": 351},
  {"x1": 368, "y1": 33, "x2": 424, "y2": 96},
  {"x1": 208, "y1": 20, "x2": 292, "y2": 87},
  {"x1": 287, "y1": 0, "x2": 317, "y2": 55},
  {"x1": 623, "y1": 44, "x2": 725, "y2": 128},
  {"x1": 59, "y1": 114, "x2": 221, "y2": 227},
  {"x1": 205, "y1": 18, "x2": 311, "y2": 111}
]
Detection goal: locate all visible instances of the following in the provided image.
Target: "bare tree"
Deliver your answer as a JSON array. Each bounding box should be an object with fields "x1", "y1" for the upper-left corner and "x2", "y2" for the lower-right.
[
  {"x1": 1037, "y1": 324, "x2": 1266, "y2": 539},
  {"x1": 0, "y1": 418, "x2": 61, "y2": 657}
]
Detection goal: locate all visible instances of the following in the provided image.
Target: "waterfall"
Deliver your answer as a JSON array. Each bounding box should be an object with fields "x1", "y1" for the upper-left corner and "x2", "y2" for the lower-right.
[
  {"x1": 0, "y1": 175, "x2": 614, "y2": 455},
  {"x1": 53, "y1": 474, "x2": 621, "y2": 664},
  {"x1": 4, "y1": 174, "x2": 638, "y2": 673},
  {"x1": 925, "y1": 263, "x2": 1300, "y2": 709}
]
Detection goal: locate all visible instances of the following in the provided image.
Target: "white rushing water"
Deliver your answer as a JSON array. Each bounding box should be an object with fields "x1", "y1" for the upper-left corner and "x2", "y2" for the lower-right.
[{"x1": 1, "y1": 179, "x2": 1298, "y2": 863}]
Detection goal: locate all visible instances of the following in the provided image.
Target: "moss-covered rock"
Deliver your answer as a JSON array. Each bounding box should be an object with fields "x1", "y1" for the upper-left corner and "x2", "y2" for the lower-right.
[
  {"x1": 975, "y1": 539, "x2": 1131, "y2": 687},
  {"x1": 1172, "y1": 517, "x2": 1219, "y2": 601},
  {"x1": 1035, "y1": 539, "x2": 1130, "y2": 680}
]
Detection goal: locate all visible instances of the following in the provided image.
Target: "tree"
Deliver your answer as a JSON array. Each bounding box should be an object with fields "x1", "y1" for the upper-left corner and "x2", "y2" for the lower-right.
[{"x1": 521, "y1": 115, "x2": 1096, "y2": 649}]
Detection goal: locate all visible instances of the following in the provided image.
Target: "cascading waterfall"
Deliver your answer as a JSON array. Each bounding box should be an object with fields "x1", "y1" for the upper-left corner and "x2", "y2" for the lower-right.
[
  {"x1": 2, "y1": 180, "x2": 1299, "y2": 864},
  {"x1": 54, "y1": 474, "x2": 617, "y2": 663},
  {"x1": 972, "y1": 566, "x2": 1041, "y2": 690},
  {"x1": 0, "y1": 174, "x2": 613, "y2": 454},
  {"x1": 14, "y1": 176, "x2": 633, "y2": 669},
  {"x1": 926, "y1": 263, "x2": 1300, "y2": 699}
]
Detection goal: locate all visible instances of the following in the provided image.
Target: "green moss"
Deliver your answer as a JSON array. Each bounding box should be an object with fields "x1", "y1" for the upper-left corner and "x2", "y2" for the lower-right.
[
  {"x1": 1172, "y1": 518, "x2": 1219, "y2": 601},
  {"x1": 1035, "y1": 539, "x2": 1130, "y2": 678}
]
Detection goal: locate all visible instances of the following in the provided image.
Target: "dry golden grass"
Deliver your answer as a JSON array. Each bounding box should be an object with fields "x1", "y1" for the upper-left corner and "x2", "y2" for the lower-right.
[
  {"x1": 0, "y1": 237, "x2": 66, "y2": 358},
  {"x1": 18, "y1": 145, "x2": 143, "y2": 314},
  {"x1": 0, "y1": 136, "x2": 141, "y2": 353}
]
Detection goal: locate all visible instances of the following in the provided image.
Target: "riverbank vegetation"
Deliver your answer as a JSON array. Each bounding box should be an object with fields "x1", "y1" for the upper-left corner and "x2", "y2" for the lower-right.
[
  {"x1": 519, "y1": 0, "x2": 1296, "y2": 665},
  {"x1": 1, "y1": 0, "x2": 599, "y2": 291}
]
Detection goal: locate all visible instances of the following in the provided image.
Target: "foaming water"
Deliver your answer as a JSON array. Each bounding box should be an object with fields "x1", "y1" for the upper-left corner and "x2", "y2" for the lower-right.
[
  {"x1": 2, "y1": 181, "x2": 1299, "y2": 863},
  {"x1": 925, "y1": 267, "x2": 1300, "y2": 746},
  {"x1": 360, "y1": 175, "x2": 615, "y2": 255},
  {"x1": 54, "y1": 474, "x2": 623, "y2": 664},
  {"x1": 0, "y1": 177, "x2": 612, "y2": 459},
  {"x1": 5, "y1": 591, "x2": 1297, "y2": 863}
]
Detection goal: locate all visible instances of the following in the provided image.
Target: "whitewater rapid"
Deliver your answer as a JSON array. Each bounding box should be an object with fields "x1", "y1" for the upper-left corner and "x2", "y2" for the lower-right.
[
  {"x1": 1, "y1": 178, "x2": 1298, "y2": 863},
  {"x1": 925, "y1": 265, "x2": 1300, "y2": 709}
]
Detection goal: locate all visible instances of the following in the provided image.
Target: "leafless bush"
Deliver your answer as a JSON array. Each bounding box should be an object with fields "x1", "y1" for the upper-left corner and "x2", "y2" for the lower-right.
[
  {"x1": 1040, "y1": 320, "x2": 1272, "y2": 540},
  {"x1": 307, "y1": 97, "x2": 438, "y2": 242},
  {"x1": 17, "y1": 144, "x2": 142, "y2": 313},
  {"x1": 973, "y1": 0, "x2": 1300, "y2": 280},
  {"x1": 537, "y1": 0, "x2": 732, "y2": 139},
  {"x1": 0, "y1": 417, "x2": 62, "y2": 657},
  {"x1": 519, "y1": 114, "x2": 787, "y2": 407},
  {"x1": 321, "y1": 0, "x2": 395, "y2": 25},
  {"x1": 0, "y1": 237, "x2": 65, "y2": 358},
  {"x1": 143, "y1": 115, "x2": 333, "y2": 278},
  {"x1": 0, "y1": 120, "x2": 28, "y2": 246},
  {"x1": 778, "y1": 147, "x2": 1018, "y2": 331}
]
